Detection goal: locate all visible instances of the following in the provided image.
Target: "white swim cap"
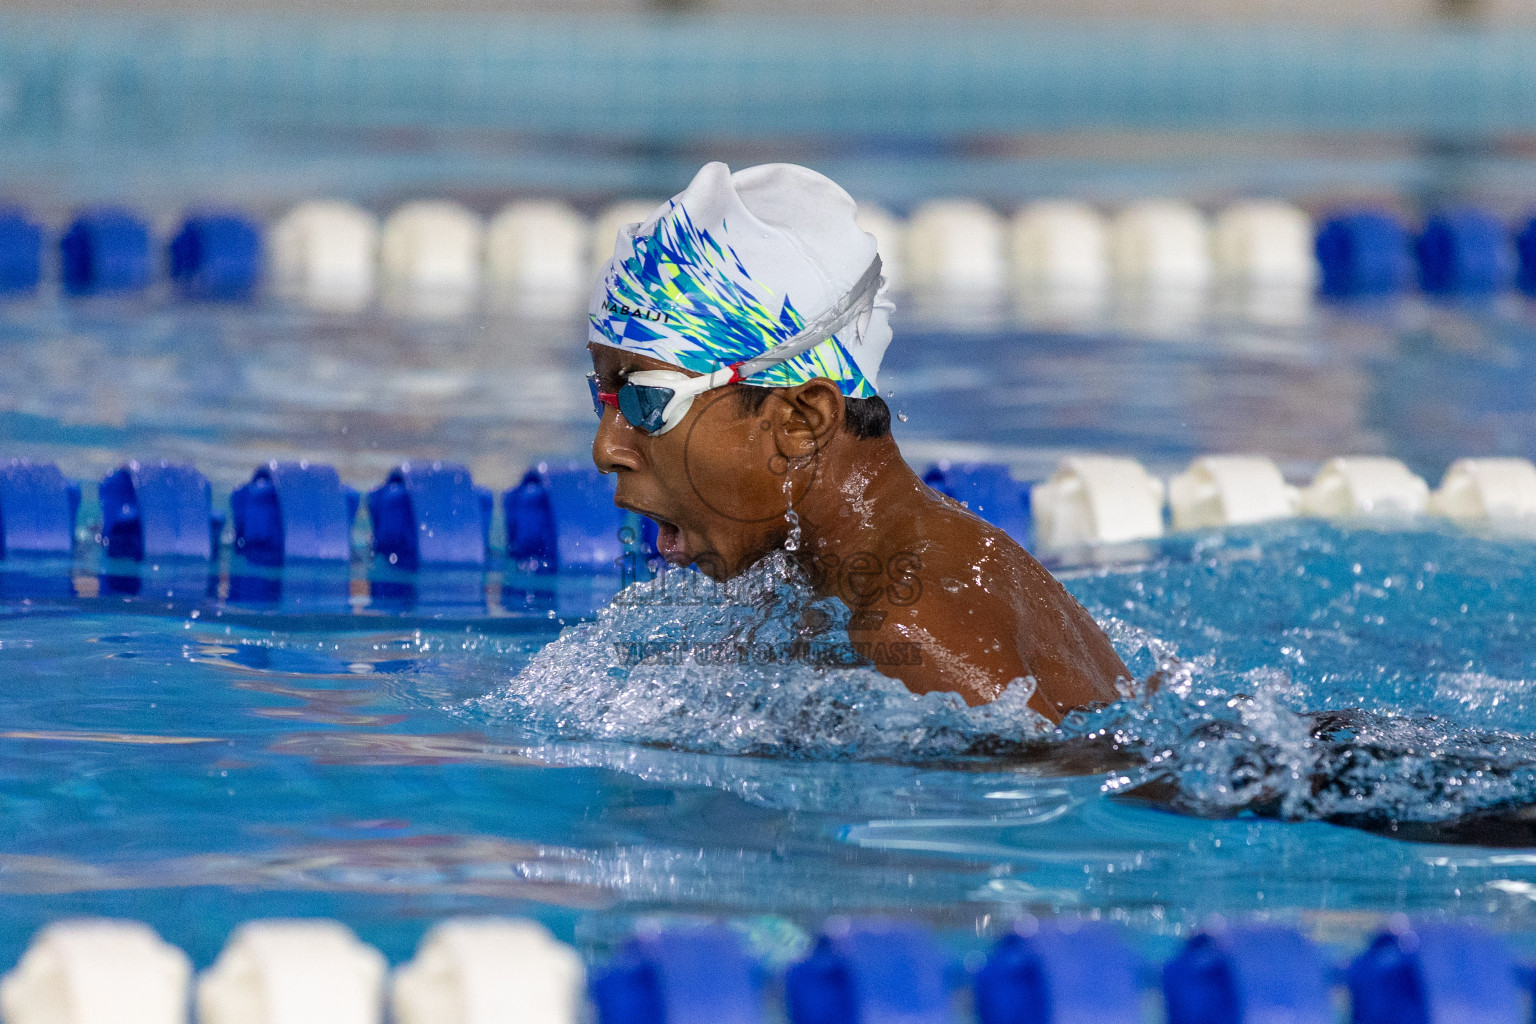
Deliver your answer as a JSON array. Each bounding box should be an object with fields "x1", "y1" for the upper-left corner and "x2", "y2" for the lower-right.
[{"x1": 588, "y1": 161, "x2": 895, "y2": 397}]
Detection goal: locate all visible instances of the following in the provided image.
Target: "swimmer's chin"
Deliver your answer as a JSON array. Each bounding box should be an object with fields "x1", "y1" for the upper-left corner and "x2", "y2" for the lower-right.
[{"x1": 682, "y1": 539, "x2": 784, "y2": 581}]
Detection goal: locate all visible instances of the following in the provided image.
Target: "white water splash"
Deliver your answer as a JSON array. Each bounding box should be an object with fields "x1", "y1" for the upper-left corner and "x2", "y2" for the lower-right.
[{"x1": 475, "y1": 552, "x2": 1052, "y2": 760}]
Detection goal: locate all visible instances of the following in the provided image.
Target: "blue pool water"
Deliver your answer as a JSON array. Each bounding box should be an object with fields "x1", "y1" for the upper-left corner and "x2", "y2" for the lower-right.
[{"x1": 6, "y1": 288, "x2": 1536, "y2": 971}]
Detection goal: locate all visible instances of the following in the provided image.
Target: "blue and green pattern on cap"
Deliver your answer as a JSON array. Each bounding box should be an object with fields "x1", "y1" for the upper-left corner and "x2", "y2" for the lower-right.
[{"x1": 589, "y1": 203, "x2": 877, "y2": 399}]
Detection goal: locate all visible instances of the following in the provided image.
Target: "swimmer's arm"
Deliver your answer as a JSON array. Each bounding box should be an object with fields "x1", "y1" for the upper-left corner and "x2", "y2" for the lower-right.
[{"x1": 1012, "y1": 565, "x2": 1132, "y2": 716}]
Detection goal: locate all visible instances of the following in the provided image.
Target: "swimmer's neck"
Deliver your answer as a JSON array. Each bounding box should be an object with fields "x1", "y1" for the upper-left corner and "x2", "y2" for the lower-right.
[{"x1": 787, "y1": 434, "x2": 930, "y2": 584}]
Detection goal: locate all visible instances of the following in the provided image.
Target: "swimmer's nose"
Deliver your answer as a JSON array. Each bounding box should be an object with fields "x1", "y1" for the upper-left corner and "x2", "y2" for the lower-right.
[{"x1": 592, "y1": 409, "x2": 643, "y2": 475}]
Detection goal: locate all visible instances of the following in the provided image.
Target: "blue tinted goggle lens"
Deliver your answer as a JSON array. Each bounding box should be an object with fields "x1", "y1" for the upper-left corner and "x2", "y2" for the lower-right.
[
  {"x1": 589, "y1": 375, "x2": 676, "y2": 435},
  {"x1": 618, "y1": 383, "x2": 675, "y2": 434}
]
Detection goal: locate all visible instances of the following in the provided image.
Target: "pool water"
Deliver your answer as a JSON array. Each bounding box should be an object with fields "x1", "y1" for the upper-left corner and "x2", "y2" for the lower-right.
[{"x1": 5, "y1": 292, "x2": 1536, "y2": 970}]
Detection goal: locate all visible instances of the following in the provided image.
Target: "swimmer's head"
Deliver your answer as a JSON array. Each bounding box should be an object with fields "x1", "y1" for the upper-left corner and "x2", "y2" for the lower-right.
[
  {"x1": 588, "y1": 161, "x2": 894, "y2": 398},
  {"x1": 587, "y1": 161, "x2": 898, "y2": 578}
]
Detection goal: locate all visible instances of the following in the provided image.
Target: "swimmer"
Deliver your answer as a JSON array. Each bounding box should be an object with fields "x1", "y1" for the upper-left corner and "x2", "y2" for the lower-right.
[{"x1": 586, "y1": 162, "x2": 1128, "y2": 721}]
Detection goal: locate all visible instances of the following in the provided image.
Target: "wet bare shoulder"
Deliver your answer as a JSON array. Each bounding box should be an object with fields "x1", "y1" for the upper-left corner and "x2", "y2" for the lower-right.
[{"x1": 879, "y1": 489, "x2": 1129, "y2": 716}]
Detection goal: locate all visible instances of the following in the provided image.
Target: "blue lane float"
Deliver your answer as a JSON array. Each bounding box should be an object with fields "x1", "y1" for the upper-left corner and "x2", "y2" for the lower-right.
[
  {"x1": 0, "y1": 210, "x2": 43, "y2": 295},
  {"x1": 1163, "y1": 926, "x2": 1333, "y2": 1024},
  {"x1": 60, "y1": 208, "x2": 152, "y2": 296},
  {"x1": 504, "y1": 459, "x2": 630, "y2": 573},
  {"x1": 368, "y1": 461, "x2": 491, "y2": 569},
  {"x1": 923, "y1": 461, "x2": 1031, "y2": 546},
  {"x1": 1416, "y1": 208, "x2": 1515, "y2": 295},
  {"x1": 787, "y1": 920, "x2": 955, "y2": 1024},
  {"x1": 592, "y1": 926, "x2": 763, "y2": 1024},
  {"x1": 0, "y1": 460, "x2": 80, "y2": 558},
  {"x1": 974, "y1": 924, "x2": 1143, "y2": 1024},
  {"x1": 99, "y1": 460, "x2": 223, "y2": 560},
  {"x1": 1516, "y1": 215, "x2": 1536, "y2": 296},
  {"x1": 1348, "y1": 924, "x2": 1523, "y2": 1024},
  {"x1": 169, "y1": 213, "x2": 262, "y2": 300},
  {"x1": 232, "y1": 461, "x2": 358, "y2": 566},
  {"x1": 1315, "y1": 211, "x2": 1414, "y2": 297}
]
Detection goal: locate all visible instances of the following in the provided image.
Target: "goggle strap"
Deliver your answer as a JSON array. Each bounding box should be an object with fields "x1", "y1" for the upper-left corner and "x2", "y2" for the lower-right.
[
  {"x1": 588, "y1": 375, "x2": 619, "y2": 412},
  {"x1": 728, "y1": 255, "x2": 883, "y2": 383}
]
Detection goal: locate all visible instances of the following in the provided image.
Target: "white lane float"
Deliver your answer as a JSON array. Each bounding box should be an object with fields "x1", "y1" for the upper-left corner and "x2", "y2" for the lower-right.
[
  {"x1": 1010, "y1": 200, "x2": 1110, "y2": 293},
  {"x1": 379, "y1": 201, "x2": 484, "y2": 295},
  {"x1": 1298, "y1": 457, "x2": 1429, "y2": 518},
  {"x1": 1168, "y1": 455, "x2": 1299, "y2": 531},
  {"x1": 0, "y1": 919, "x2": 192, "y2": 1024},
  {"x1": 486, "y1": 200, "x2": 590, "y2": 297},
  {"x1": 1429, "y1": 457, "x2": 1536, "y2": 526},
  {"x1": 1031, "y1": 456, "x2": 1166, "y2": 551},
  {"x1": 197, "y1": 920, "x2": 386, "y2": 1024},
  {"x1": 1212, "y1": 200, "x2": 1318, "y2": 288},
  {"x1": 1108, "y1": 200, "x2": 1212, "y2": 290},
  {"x1": 392, "y1": 919, "x2": 584, "y2": 1024},
  {"x1": 904, "y1": 199, "x2": 1007, "y2": 292},
  {"x1": 268, "y1": 201, "x2": 380, "y2": 312}
]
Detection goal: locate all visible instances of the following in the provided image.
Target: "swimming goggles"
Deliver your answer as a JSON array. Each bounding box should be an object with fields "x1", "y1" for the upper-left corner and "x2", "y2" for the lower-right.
[{"x1": 588, "y1": 255, "x2": 883, "y2": 436}]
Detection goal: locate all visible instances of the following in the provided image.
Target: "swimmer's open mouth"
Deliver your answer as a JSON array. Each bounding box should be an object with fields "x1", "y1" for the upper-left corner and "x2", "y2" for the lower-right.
[
  {"x1": 620, "y1": 502, "x2": 688, "y2": 565},
  {"x1": 653, "y1": 520, "x2": 686, "y2": 564}
]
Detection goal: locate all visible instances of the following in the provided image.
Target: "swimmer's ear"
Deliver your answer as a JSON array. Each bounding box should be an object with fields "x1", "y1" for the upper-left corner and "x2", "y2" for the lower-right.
[{"x1": 773, "y1": 379, "x2": 845, "y2": 458}]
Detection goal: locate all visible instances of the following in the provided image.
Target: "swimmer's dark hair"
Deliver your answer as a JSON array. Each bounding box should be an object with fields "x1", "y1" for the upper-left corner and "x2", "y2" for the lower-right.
[{"x1": 733, "y1": 387, "x2": 891, "y2": 439}]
